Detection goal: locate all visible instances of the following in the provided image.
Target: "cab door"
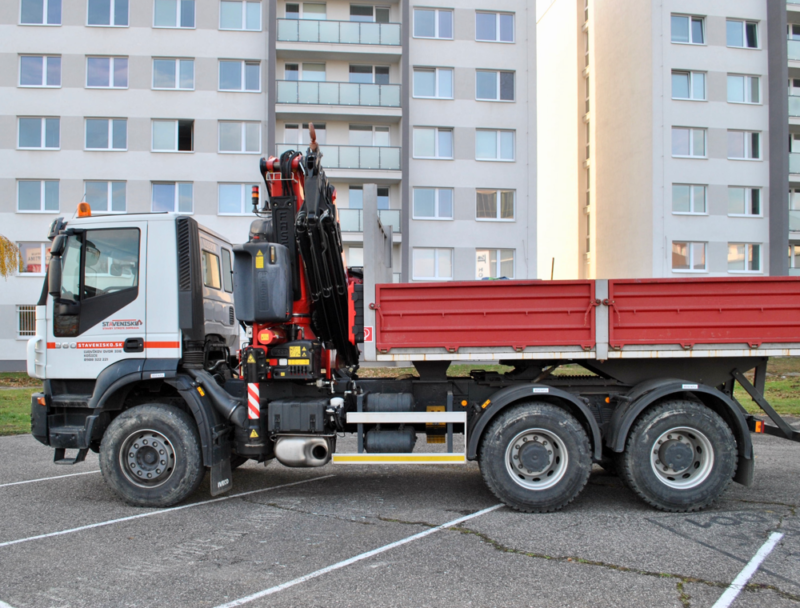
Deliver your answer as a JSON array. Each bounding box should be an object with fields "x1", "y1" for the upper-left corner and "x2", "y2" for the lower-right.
[{"x1": 47, "y1": 224, "x2": 147, "y2": 379}]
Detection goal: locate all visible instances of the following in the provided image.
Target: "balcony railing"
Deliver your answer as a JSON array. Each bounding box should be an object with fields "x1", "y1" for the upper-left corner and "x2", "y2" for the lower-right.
[
  {"x1": 791, "y1": 210, "x2": 800, "y2": 232},
  {"x1": 339, "y1": 208, "x2": 401, "y2": 232},
  {"x1": 790, "y1": 39, "x2": 800, "y2": 61},
  {"x1": 276, "y1": 80, "x2": 401, "y2": 107},
  {"x1": 791, "y1": 95, "x2": 800, "y2": 117},
  {"x1": 276, "y1": 144, "x2": 401, "y2": 170},
  {"x1": 277, "y1": 19, "x2": 401, "y2": 45},
  {"x1": 792, "y1": 153, "x2": 800, "y2": 174}
]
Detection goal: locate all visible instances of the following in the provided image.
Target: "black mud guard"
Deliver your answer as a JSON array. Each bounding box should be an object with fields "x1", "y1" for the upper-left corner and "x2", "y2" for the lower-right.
[
  {"x1": 606, "y1": 379, "x2": 753, "y2": 486},
  {"x1": 467, "y1": 384, "x2": 603, "y2": 462}
]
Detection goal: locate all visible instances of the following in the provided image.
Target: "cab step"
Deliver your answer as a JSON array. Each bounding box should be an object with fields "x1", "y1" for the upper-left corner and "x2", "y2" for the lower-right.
[{"x1": 54, "y1": 448, "x2": 89, "y2": 465}]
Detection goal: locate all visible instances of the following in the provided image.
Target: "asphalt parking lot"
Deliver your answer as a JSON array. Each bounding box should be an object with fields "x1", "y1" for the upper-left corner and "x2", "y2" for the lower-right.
[{"x1": 0, "y1": 432, "x2": 799, "y2": 608}]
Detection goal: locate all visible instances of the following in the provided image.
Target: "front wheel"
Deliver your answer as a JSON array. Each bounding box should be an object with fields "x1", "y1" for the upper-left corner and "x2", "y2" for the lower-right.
[
  {"x1": 618, "y1": 400, "x2": 737, "y2": 512},
  {"x1": 479, "y1": 402, "x2": 592, "y2": 513},
  {"x1": 99, "y1": 404, "x2": 205, "y2": 507}
]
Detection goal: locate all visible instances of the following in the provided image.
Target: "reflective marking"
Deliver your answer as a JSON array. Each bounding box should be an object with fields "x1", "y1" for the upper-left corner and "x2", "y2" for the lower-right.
[
  {"x1": 0, "y1": 470, "x2": 100, "y2": 489},
  {"x1": 711, "y1": 531, "x2": 784, "y2": 608},
  {"x1": 213, "y1": 504, "x2": 503, "y2": 608},
  {"x1": 0, "y1": 475, "x2": 333, "y2": 549},
  {"x1": 332, "y1": 454, "x2": 465, "y2": 464},
  {"x1": 247, "y1": 383, "x2": 260, "y2": 419}
]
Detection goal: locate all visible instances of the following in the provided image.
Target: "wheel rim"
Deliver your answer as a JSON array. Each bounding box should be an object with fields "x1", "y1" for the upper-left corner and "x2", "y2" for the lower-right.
[
  {"x1": 649, "y1": 426, "x2": 714, "y2": 489},
  {"x1": 120, "y1": 429, "x2": 177, "y2": 489},
  {"x1": 505, "y1": 428, "x2": 569, "y2": 490}
]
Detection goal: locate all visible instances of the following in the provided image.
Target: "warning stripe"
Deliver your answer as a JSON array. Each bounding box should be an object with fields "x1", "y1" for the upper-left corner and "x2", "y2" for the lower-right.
[
  {"x1": 248, "y1": 383, "x2": 260, "y2": 419},
  {"x1": 46, "y1": 341, "x2": 180, "y2": 350}
]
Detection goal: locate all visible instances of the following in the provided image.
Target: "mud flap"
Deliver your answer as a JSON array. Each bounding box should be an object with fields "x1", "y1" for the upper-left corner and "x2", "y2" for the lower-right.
[{"x1": 210, "y1": 455, "x2": 233, "y2": 496}]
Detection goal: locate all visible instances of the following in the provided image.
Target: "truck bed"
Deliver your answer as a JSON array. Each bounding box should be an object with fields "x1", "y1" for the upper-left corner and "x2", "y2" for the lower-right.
[{"x1": 373, "y1": 277, "x2": 800, "y2": 361}]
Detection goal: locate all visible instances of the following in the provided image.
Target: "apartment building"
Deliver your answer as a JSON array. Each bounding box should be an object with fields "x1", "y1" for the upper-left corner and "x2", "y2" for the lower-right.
[
  {"x1": 538, "y1": 0, "x2": 788, "y2": 280},
  {"x1": 0, "y1": 0, "x2": 537, "y2": 369}
]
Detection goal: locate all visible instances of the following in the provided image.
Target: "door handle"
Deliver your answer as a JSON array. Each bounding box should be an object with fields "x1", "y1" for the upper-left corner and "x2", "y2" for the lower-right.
[{"x1": 124, "y1": 338, "x2": 144, "y2": 353}]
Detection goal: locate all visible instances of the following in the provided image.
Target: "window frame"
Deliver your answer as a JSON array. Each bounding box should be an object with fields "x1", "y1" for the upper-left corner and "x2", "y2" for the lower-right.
[
  {"x1": 671, "y1": 184, "x2": 707, "y2": 215},
  {"x1": 671, "y1": 70, "x2": 706, "y2": 101},
  {"x1": 727, "y1": 130, "x2": 761, "y2": 161},
  {"x1": 17, "y1": 117, "x2": 60, "y2": 150},
  {"x1": 727, "y1": 74, "x2": 760, "y2": 105},
  {"x1": 152, "y1": 57, "x2": 195, "y2": 90},
  {"x1": 671, "y1": 241, "x2": 708, "y2": 273},
  {"x1": 86, "y1": 56, "x2": 129, "y2": 89},
  {"x1": 153, "y1": 0, "x2": 196, "y2": 28},
  {"x1": 728, "y1": 243, "x2": 762, "y2": 273},
  {"x1": 475, "y1": 70, "x2": 515, "y2": 102},
  {"x1": 20, "y1": 0, "x2": 61, "y2": 25},
  {"x1": 671, "y1": 127, "x2": 707, "y2": 159},
  {"x1": 219, "y1": 0, "x2": 262, "y2": 31},
  {"x1": 412, "y1": 187, "x2": 454, "y2": 220},
  {"x1": 475, "y1": 248, "x2": 515, "y2": 279},
  {"x1": 84, "y1": 118, "x2": 127, "y2": 151},
  {"x1": 218, "y1": 59, "x2": 262, "y2": 92},
  {"x1": 86, "y1": 0, "x2": 129, "y2": 27},
  {"x1": 16, "y1": 243, "x2": 51, "y2": 276},
  {"x1": 475, "y1": 11, "x2": 514, "y2": 43},
  {"x1": 152, "y1": 119, "x2": 194, "y2": 153},
  {"x1": 151, "y1": 181, "x2": 194, "y2": 213},
  {"x1": 218, "y1": 182, "x2": 260, "y2": 215},
  {"x1": 412, "y1": 67, "x2": 453, "y2": 99},
  {"x1": 670, "y1": 14, "x2": 704, "y2": 45},
  {"x1": 19, "y1": 55, "x2": 61, "y2": 88},
  {"x1": 475, "y1": 129, "x2": 515, "y2": 162},
  {"x1": 727, "y1": 19, "x2": 758, "y2": 49},
  {"x1": 475, "y1": 188, "x2": 515, "y2": 221},
  {"x1": 412, "y1": 127, "x2": 453, "y2": 160},
  {"x1": 412, "y1": 247, "x2": 453, "y2": 281},
  {"x1": 17, "y1": 180, "x2": 59, "y2": 213},
  {"x1": 218, "y1": 121, "x2": 262, "y2": 154},
  {"x1": 412, "y1": 8, "x2": 453, "y2": 40},
  {"x1": 16, "y1": 305, "x2": 37, "y2": 339},
  {"x1": 727, "y1": 186, "x2": 762, "y2": 217}
]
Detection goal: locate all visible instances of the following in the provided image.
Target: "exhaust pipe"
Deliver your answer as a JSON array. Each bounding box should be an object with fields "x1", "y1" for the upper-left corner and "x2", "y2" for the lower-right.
[
  {"x1": 186, "y1": 369, "x2": 248, "y2": 429},
  {"x1": 274, "y1": 436, "x2": 331, "y2": 467}
]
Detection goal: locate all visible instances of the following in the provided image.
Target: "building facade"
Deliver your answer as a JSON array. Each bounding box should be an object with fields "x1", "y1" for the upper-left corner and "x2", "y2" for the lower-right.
[
  {"x1": 0, "y1": 0, "x2": 538, "y2": 369},
  {"x1": 538, "y1": 0, "x2": 788, "y2": 280}
]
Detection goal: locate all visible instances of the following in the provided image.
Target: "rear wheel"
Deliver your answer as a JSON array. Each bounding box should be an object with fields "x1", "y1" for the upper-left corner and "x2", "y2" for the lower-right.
[
  {"x1": 618, "y1": 400, "x2": 737, "y2": 512},
  {"x1": 99, "y1": 404, "x2": 204, "y2": 507},
  {"x1": 479, "y1": 402, "x2": 592, "y2": 513}
]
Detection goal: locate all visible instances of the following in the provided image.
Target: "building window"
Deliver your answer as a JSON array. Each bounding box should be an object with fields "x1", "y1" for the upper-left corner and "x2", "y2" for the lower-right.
[
  {"x1": 285, "y1": 3, "x2": 326, "y2": 19},
  {"x1": 728, "y1": 243, "x2": 761, "y2": 272},
  {"x1": 285, "y1": 122, "x2": 326, "y2": 145},
  {"x1": 17, "y1": 180, "x2": 59, "y2": 212},
  {"x1": 728, "y1": 187, "x2": 761, "y2": 216},
  {"x1": 672, "y1": 127, "x2": 706, "y2": 158},
  {"x1": 18, "y1": 117, "x2": 59, "y2": 149},
  {"x1": 219, "y1": 183, "x2": 259, "y2": 214},
  {"x1": 413, "y1": 188, "x2": 453, "y2": 220},
  {"x1": 671, "y1": 71, "x2": 705, "y2": 100},
  {"x1": 476, "y1": 129, "x2": 515, "y2": 161},
  {"x1": 349, "y1": 65, "x2": 389, "y2": 84},
  {"x1": 476, "y1": 249, "x2": 514, "y2": 279},
  {"x1": 153, "y1": 58, "x2": 195, "y2": 89},
  {"x1": 219, "y1": 121, "x2": 261, "y2": 153},
  {"x1": 412, "y1": 248, "x2": 453, "y2": 280},
  {"x1": 413, "y1": 127, "x2": 453, "y2": 159},
  {"x1": 85, "y1": 118, "x2": 127, "y2": 150},
  {"x1": 790, "y1": 244, "x2": 800, "y2": 274},
  {"x1": 672, "y1": 184, "x2": 706, "y2": 214},
  {"x1": 412, "y1": 67, "x2": 453, "y2": 99},
  {"x1": 476, "y1": 189, "x2": 514, "y2": 220},
  {"x1": 87, "y1": 0, "x2": 129, "y2": 26},
  {"x1": 154, "y1": 0, "x2": 195, "y2": 28},
  {"x1": 21, "y1": 0, "x2": 61, "y2": 25},
  {"x1": 152, "y1": 182, "x2": 193, "y2": 213},
  {"x1": 348, "y1": 185, "x2": 389, "y2": 209},
  {"x1": 728, "y1": 130, "x2": 760, "y2": 160},
  {"x1": 219, "y1": 60, "x2": 261, "y2": 91},
  {"x1": 19, "y1": 55, "x2": 60, "y2": 87},
  {"x1": 87, "y1": 56, "x2": 128, "y2": 88},
  {"x1": 17, "y1": 244, "x2": 51, "y2": 275},
  {"x1": 727, "y1": 19, "x2": 758, "y2": 49},
  {"x1": 220, "y1": 0, "x2": 261, "y2": 30},
  {"x1": 671, "y1": 15, "x2": 703, "y2": 44},
  {"x1": 152, "y1": 119, "x2": 194, "y2": 152},
  {"x1": 285, "y1": 62, "x2": 326, "y2": 82},
  {"x1": 476, "y1": 12, "x2": 513, "y2": 43},
  {"x1": 727, "y1": 74, "x2": 759, "y2": 104},
  {"x1": 413, "y1": 8, "x2": 452, "y2": 39},
  {"x1": 16, "y1": 305, "x2": 37, "y2": 338},
  {"x1": 672, "y1": 242, "x2": 706, "y2": 272},
  {"x1": 84, "y1": 181, "x2": 126, "y2": 213},
  {"x1": 476, "y1": 70, "x2": 514, "y2": 101}
]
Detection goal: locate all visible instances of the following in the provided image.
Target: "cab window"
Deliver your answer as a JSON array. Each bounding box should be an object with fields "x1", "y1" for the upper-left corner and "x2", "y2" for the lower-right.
[
  {"x1": 202, "y1": 250, "x2": 221, "y2": 290},
  {"x1": 221, "y1": 249, "x2": 233, "y2": 293},
  {"x1": 83, "y1": 229, "x2": 139, "y2": 299}
]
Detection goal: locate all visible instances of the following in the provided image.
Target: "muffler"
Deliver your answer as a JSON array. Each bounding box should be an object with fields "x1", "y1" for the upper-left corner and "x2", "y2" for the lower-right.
[{"x1": 274, "y1": 436, "x2": 332, "y2": 467}]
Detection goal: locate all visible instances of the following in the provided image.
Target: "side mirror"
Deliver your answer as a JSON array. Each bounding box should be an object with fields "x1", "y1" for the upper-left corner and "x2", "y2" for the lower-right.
[
  {"x1": 48, "y1": 257, "x2": 62, "y2": 297},
  {"x1": 50, "y1": 234, "x2": 66, "y2": 257}
]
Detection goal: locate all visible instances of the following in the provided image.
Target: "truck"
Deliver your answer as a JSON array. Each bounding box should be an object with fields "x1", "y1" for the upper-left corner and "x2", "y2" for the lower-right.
[{"x1": 27, "y1": 136, "x2": 800, "y2": 513}]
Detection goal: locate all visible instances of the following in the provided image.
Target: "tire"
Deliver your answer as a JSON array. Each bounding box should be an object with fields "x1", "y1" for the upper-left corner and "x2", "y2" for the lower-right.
[
  {"x1": 99, "y1": 404, "x2": 205, "y2": 508},
  {"x1": 479, "y1": 402, "x2": 592, "y2": 513},
  {"x1": 618, "y1": 400, "x2": 737, "y2": 512}
]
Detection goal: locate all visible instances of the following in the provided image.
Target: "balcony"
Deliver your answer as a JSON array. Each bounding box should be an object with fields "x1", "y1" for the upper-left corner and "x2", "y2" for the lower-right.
[
  {"x1": 339, "y1": 208, "x2": 401, "y2": 232},
  {"x1": 792, "y1": 153, "x2": 800, "y2": 174},
  {"x1": 791, "y1": 210, "x2": 800, "y2": 232},
  {"x1": 276, "y1": 144, "x2": 401, "y2": 171},
  {"x1": 790, "y1": 39, "x2": 800, "y2": 61},
  {"x1": 277, "y1": 19, "x2": 401, "y2": 46},
  {"x1": 276, "y1": 81, "x2": 401, "y2": 107},
  {"x1": 791, "y1": 96, "x2": 800, "y2": 117}
]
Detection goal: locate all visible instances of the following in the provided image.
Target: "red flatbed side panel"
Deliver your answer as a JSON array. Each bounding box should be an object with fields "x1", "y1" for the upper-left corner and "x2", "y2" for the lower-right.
[
  {"x1": 374, "y1": 280, "x2": 596, "y2": 352},
  {"x1": 608, "y1": 277, "x2": 800, "y2": 348}
]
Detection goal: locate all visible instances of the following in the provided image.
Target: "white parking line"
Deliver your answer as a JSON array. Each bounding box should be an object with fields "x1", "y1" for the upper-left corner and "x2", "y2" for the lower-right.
[
  {"x1": 711, "y1": 531, "x2": 784, "y2": 608},
  {"x1": 0, "y1": 475, "x2": 334, "y2": 549},
  {"x1": 0, "y1": 599, "x2": 15, "y2": 608},
  {"x1": 213, "y1": 503, "x2": 504, "y2": 608},
  {"x1": 0, "y1": 470, "x2": 101, "y2": 488}
]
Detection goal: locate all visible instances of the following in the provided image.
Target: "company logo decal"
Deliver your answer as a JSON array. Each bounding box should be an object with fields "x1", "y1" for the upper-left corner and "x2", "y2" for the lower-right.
[{"x1": 102, "y1": 319, "x2": 143, "y2": 330}]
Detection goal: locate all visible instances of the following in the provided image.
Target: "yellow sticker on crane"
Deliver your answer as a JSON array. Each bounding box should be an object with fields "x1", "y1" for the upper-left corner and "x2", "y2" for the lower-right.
[
  {"x1": 246, "y1": 353, "x2": 256, "y2": 364},
  {"x1": 250, "y1": 429, "x2": 259, "y2": 439},
  {"x1": 288, "y1": 359, "x2": 310, "y2": 365},
  {"x1": 289, "y1": 346, "x2": 302, "y2": 357},
  {"x1": 255, "y1": 251, "x2": 264, "y2": 269}
]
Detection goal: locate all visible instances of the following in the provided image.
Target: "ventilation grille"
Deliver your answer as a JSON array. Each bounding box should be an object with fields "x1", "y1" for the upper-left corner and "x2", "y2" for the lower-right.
[
  {"x1": 229, "y1": 306, "x2": 235, "y2": 325},
  {"x1": 176, "y1": 217, "x2": 192, "y2": 291}
]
